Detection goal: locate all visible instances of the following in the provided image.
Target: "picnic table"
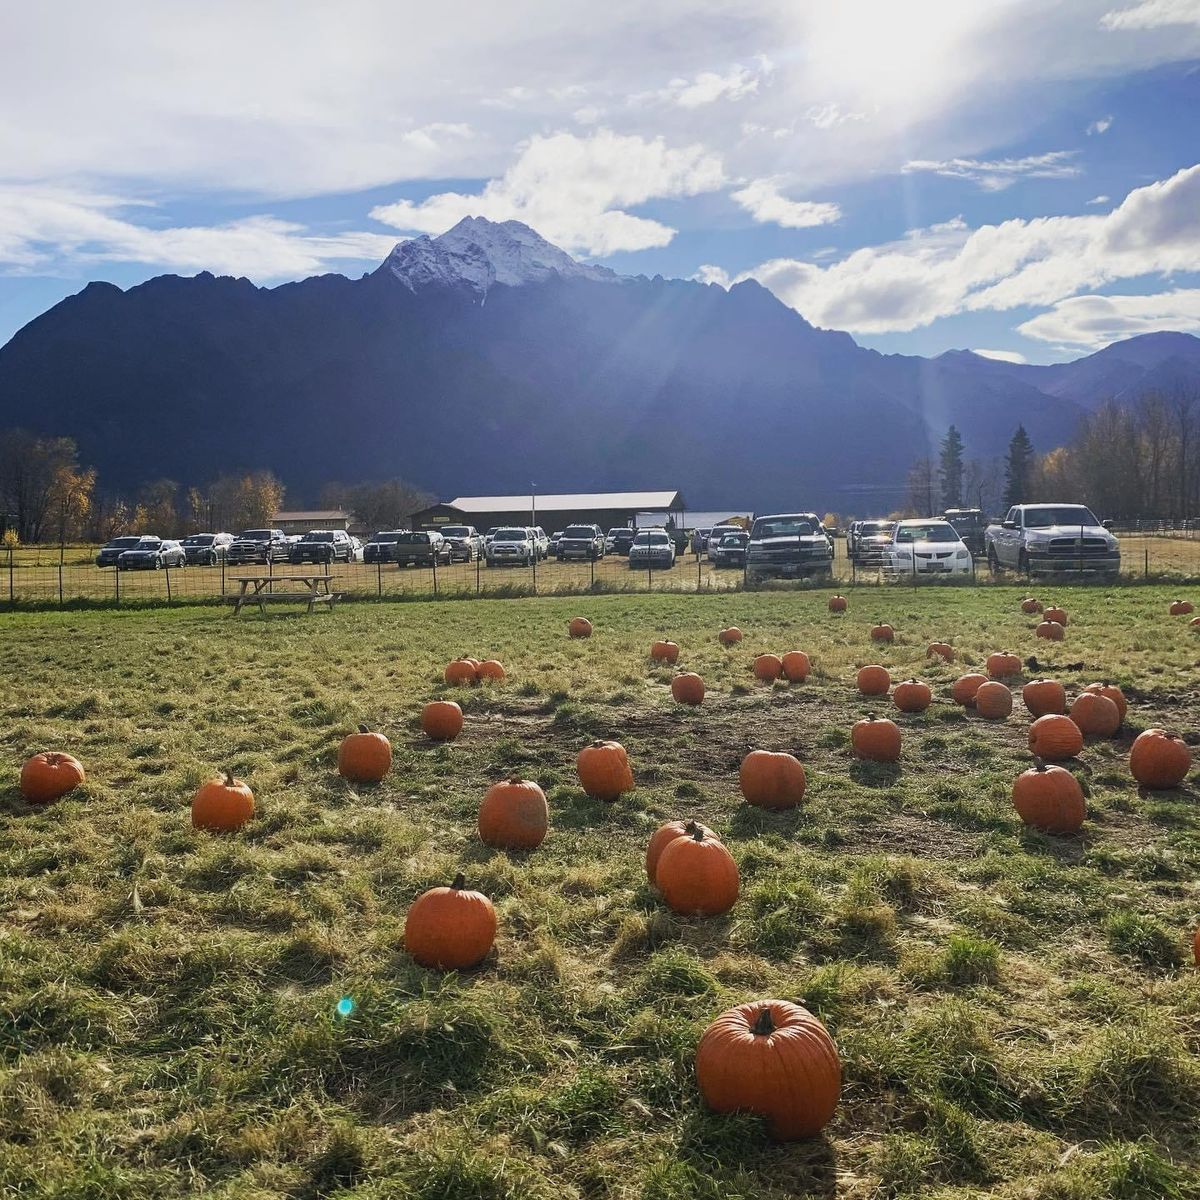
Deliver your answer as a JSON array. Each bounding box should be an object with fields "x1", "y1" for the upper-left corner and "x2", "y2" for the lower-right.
[{"x1": 227, "y1": 572, "x2": 338, "y2": 615}]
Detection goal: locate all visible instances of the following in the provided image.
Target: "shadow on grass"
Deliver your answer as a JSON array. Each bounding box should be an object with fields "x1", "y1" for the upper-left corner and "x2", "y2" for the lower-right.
[{"x1": 849, "y1": 760, "x2": 902, "y2": 788}]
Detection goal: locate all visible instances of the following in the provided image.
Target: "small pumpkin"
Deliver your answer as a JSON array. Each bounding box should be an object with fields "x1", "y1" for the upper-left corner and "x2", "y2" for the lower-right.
[
  {"x1": 646, "y1": 819, "x2": 717, "y2": 885},
  {"x1": 568, "y1": 617, "x2": 593, "y2": 638},
  {"x1": 1043, "y1": 606, "x2": 1068, "y2": 626},
  {"x1": 1169, "y1": 599, "x2": 1194, "y2": 616},
  {"x1": 974, "y1": 681, "x2": 1013, "y2": 720},
  {"x1": 893, "y1": 679, "x2": 932, "y2": 714},
  {"x1": 337, "y1": 724, "x2": 392, "y2": 783},
  {"x1": 753, "y1": 653, "x2": 783, "y2": 682},
  {"x1": 19, "y1": 751, "x2": 85, "y2": 804},
  {"x1": 1036, "y1": 620, "x2": 1065, "y2": 641},
  {"x1": 577, "y1": 739, "x2": 634, "y2": 801},
  {"x1": 870, "y1": 622, "x2": 895, "y2": 643},
  {"x1": 927, "y1": 642, "x2": 954, "y2": 662},
  {"x1": 1028, "y1": 714, "x2": 1083, "y2": 761},
  {"x1": 476, "y1": 659, "x2": 507, "y2": 682},
  {"x1": 1022, "y1": 678, "x2": 1066, "y2": 718},
  {"x1": 951, "y1": 672, "x2": 988, "y2": 707},
  {"x1": 851, "y1": 714, "x2": 901, "y2": 762},
  {"x1": 1069, "y1": 691, "x2": 1120, "y2": 737},
  {"x1": 781, "y1": 651, "x2": 811, "y2": 682},
  {"x1": 1191, "y1": 616, "x2": 1200, "y2": 630},
  {"x1": 718, "y1": 627, "x2": 743, "y2": 646},
  {"x1": 478, "y1": 777, "x2": 549, "y2": 850},
  {"x1": 856, "y1": 665, "x2": 891, "y2": 696},
  {"x1": 696, "y1": 1000, "x2": 841, "y2": 1140},
  {"x1": 1021, "y1": 597, "x2": 1043, "y2": 614},
  {"x1": 192, "y1": 771, "x2": 255, "y2": 832},
  {"x1": 1012, "y1": 759, "x2": 1085, "y2": 834},
  {"x1": 986, "y1": 651, "x2": 1021, "y2": 679},
  {"x1": 421, "y1": 699, "x2": 464, "y2": 741},
  {"x1": 672, "y1": 672, "x2": 706, "y2": 706},
  {"x1": 1082, "y1": 681, "x2": 1127, "y2": 724},
  {"x1": 1129, "y1": 728, "x2": 1191, "y2": 789},
  {"x1": 739, "y1": 750, "x2": 806, "y2": 809},
  {"x1": 404, "y1": 873, "x2": 497, "y2": 970},
  {"x1": 650, "y1": 640, "x2": 680, "y2": 664},
  {"x1": 828, "y1": 594, "x2": 848, "y2": 613},
  {"x1": 655, "y1": 826, "x2": 740, "y2": 916},
  {"x1": 444, "y1": 657, "x2": 479, "y2": 685}
]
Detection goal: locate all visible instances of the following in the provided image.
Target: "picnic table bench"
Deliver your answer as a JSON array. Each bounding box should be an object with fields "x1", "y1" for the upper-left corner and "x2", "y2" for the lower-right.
[{"x1": 227, "y1": 573, "x2": 338, "y2": 615}]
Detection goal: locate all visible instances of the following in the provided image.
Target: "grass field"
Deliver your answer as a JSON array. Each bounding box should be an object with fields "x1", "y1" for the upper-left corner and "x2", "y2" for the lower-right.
[{"x1": 1, "y1": 587, "x2": 1198, "y2": 1198}]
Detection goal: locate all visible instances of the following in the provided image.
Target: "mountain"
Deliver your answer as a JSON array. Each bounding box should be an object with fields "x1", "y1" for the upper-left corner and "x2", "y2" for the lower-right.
[{"x1": 0, "y1": 216, "x2": 1195, "y2": 513}]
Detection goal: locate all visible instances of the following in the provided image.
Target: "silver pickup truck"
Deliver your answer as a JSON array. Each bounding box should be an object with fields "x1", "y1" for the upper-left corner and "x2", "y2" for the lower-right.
[{"x1": 985, "y1": 503, "x2": 1120, "y2": 579}]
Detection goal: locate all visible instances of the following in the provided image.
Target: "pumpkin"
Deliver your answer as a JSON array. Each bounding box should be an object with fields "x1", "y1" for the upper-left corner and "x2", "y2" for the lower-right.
[
  {"x1": 1012, "y1": 759, "x2": 1085, "y2": 833},
  {"x1": 646, "y1": 819, "x2": 717, "y2": 886},
  {"x1": 927, "y1": 642, "x2": 954, "y2": 662},
  {"x1": 1082, "y1": 681, "x2": 1127, "y2": 724},
  {"x1": 568, "y1": 617, "x2": 593, "y2": 639},
  {"x1": 739, "y1": 750, "x2": 806, "y2": 809},
  {"x1": 828, "y1": 595, "x2": 848, "y2": 613},
  {"x1": 337, "y1": 724, "x2": 392, "y2": 783},
  {"x1": 856, "y1": 665, "x2": 891, "y2": 696},
  {"x1": 476, "y1": 659, "x2": 507, "y2": 682},
  {"x1": 1129, "y1": 728, "x2": 1191, "y2": 789},
  {"x1": 718, "y1": 627, "x2": 743, "y2": 646},
  {"x1": 1036, "y1": 620, "x2": 1065, "y2": 641},
  {"x1": 781, "y1": 651, "x2": 811, "y2": 682},
  {"x1": 870, "y1": 622, "x2": 895, "y2": 643},
  {"x1": 851, "y1": 714, "x2": 901, "y2": 762},
  {"x1": 974, "y1": 681, "x2": 1013, "y2": 720},
  {"x1": 478, "y1": 777, "x2": 549, "y2": 850},
  {"x1": 19, "y1": 752, "x2": 85, "y2": 804},
  {"x1": 444, "y1": 657, "x2": 479, "y2": 685},
  {"x1": 1028, "y1": 714, "x2": 1083, "y2": 760},
  {"x1": 650, "y1": 640, "x2": 680, "y2": 664},
  {"x1": 655, "y1": 827, "x2": 739, "y2": 916},
  {"x1": 192, "y1": 771, "x2": 255, "y2": 832},
  {"x1": 696, "y1": 1000, "x2": 841, "y2": 1140},
  {"x1": 404, "y1": 873, "x2": 497, "y2": 970},
  {"x1": 1021, "y1": 597, "x2": 1043, "y2": 614},
  {"x1": 1043, "y1": 606, "x2": 1068, "y2": 626},
  {"x1": 1022, "y1": 678, "x2": 1066, "y2": 718},
  {"x1": 753, "y1": 653, "x2": 784, "y2": 682},
  {"x1": 1169, "y1": 599, "x2": 1194, "y2": 616},
  {"x1": 951, "y1": 672, "x2": 988, "y2": 707},
  {"x1": 421, "y1": 699, "x2": 464, "y2": 741},
  {"x1": 1191, "y1": 616, "x2": 1200, "y2": 630},
  {"x1": 1069, "y1": 691, "x2": 1120, "y2": 737},
  {"x1": 893, "y1": 679, "x2": 932, "y2": 713},
  {"x1": 986, "y1": 651, "x2": 1021, "y2": 679},
  {"x1": 577, "y1": 739, "x2": 634, "y2": 801},
  {"x1": 672, "y1": 672, "x2": 706, "y2": 706}
]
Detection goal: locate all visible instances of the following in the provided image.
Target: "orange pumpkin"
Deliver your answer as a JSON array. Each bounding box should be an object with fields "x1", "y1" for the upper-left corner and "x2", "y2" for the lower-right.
[
  {"x1": 1191, "y1": 616, "x2": 1200, "y2": 630},
  {"x1": 718, "y1": 627, "x2": 743, "y2": 646},
  {"x1": 476, "y1": 659, "x2": 507, "y2": 682},
  {"x1": 1028, "y1": 714, "x2": 1083, "y2": 761},
  {"x1": 478, "y1": 777, "x2": 549, "y2": 850},
  {"x1": 781, "y1": 651, "x2": 811, "y2": 682},
  {"x1": 1043, "y1": 606, "x2": 1068, "y2": 626},
  {"x1": 696, "y1": 1000, "x2": 841, "y2": 1140},
  {"x1": 851, "y1": 714, "x2": 901, "y2": 762},
  {"x1": 650, "y1": 640, "x2": 680, "y2": 664},
  {"x1": 828, "y1": 595, "x2": 847, "y2": 613},
  {"x1": 655, "y1": 827, "x2": 739, "y2": 916},
  {"x1": 421, "y1": 699, "x2": 464, "y2": 741},
  {"x1": 951, "y1": 672, "x2": 988, "y2": 707},
  {"x1": 927, "y1": 642, "x2": 954, "y2": 663},
  {"x1": 404, "y1": 874, "x2": 497, "y2": 970},
  {"x1": 568, "y1": 617, "x2": 593, "y2": 639},
  {"x1": 739, "y1": 750, "x2": 806, "y2": 809},
  {"x1": 893, "y1": 679, "x2": 932, "y2": 714},
  {"x1": 1022, "y1": 679, "x2": 1066, "y2": 718},
  {"x1": 576, "y1": 739, "x2": 634, "y2": 801},
  {"x1": 672, "y1": 672, "x2": 706, "y2": 706},
  {"x1": 753, "y1": 653, "x2": 783, "y2": 682},
  {"x1": 1036, "y1": 620, "x2": 1065, "y2": 641},
  {"x1": 444, "y1": 657, "x2": 479, "y2": 685},
  {"x1": 1021, "y1": 597, "x2": 1043, "y2": 614},
  {"x1": 974, "y1": 681, "x2": 1013, "y2": 720},
  {"x1": 1082, "y1": 682, "x2": 1126, "y2": 724},
  {"x1": 1069, "y1": 691, "x2": 1120, "y2": 737},
  {"x1": 1169, "y1": 599, "x2": 1194, "y2": 616},
  {"x1": 856, "y1": 665, "x2": 891, "y2": 696},
  {"x1": 337, "y1": 724, "x2": 392, "y2": 783},
  {"x1": 1129, "y1": 728, "x2": 1191, "y2": 789},
  {"x1": 870, "y1": 623, "x2": 895, "y2": 643},
  {"x1": 1012, "y1": 759, "x2": 1085, "y2": 834},
  {"x1": 192, "y1": 771, "x2": 255, "y2": 832},
  {"x1": 646, "y1": 819, "x2": 717, "y2": 886},
  {"x1": 986, "y1": 651, "x2": 1021, "y2": 679},
  {"x1": 19, "y1": 751, "x2": 85, "y2": 804}
]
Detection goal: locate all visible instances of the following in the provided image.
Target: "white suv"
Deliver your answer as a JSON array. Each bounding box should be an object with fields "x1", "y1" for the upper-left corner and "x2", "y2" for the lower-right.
[
  {"x1": 886, "y1": 519, "x2": 972, "y2": 578},
  {"x1": 486, "y1": 526, "x2": 536, "y2": 567}
]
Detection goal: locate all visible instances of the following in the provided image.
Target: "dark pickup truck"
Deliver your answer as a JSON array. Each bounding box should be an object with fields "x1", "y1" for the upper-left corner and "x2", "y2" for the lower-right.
[{"x1": 745, "y1": 512, "x2": 834, "y2": 581}]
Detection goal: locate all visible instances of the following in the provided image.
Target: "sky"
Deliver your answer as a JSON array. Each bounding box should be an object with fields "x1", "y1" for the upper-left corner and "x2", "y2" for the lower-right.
[{"x1": 1, "y1": 0, "x2": 1199, "y2": 363}]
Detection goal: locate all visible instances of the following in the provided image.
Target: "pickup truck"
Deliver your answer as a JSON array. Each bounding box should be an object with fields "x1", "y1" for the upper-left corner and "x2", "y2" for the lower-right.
[
  {"x1": 985, "y1": 504, "x2": 1120, "y2": 579},
  {"x1": 943, "y1": 508, "x2": 988, "y2": 556},
  {"x1": 745, "y1": 512, "x2": 834, "y2": 581}
]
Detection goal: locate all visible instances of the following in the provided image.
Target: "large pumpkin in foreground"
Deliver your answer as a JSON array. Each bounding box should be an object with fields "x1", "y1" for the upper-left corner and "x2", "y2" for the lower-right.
[
  {"x1": 753, "y1": 654, "x2": 783, "y2": 682},
  {"x1": 893, "y1": 679, "x2": 932, "y2": 714},
  {"x1": 696, "y1": 1000, "x2": 841, "y2": 1139},
  {"x1": 672, "y1": 673, "x2": 706, "y2": 706},
  {"x1": 404, "y1": 874, "x2": 497, "y2": 970},
  {"x1": 192, "y1": 772, "x2": 255, "y2": 832},
  {"x1": 851, "y1": 715, "x2": 901, "y2": 762},
  {"x1": 739, "y1": 750, "x2": 806, "y2": 809},
  {"x1": 856, "y1": 665, "x2": 891, "y2": 697},
  {"x1": 19, "y1": 752, "x2": 86, "y2": 804},
  {"x1": 974, "y1": 681, "x2": 1013, "y2": 721},
  {"x1": 1082, "y1": 682, "x2": 1127, "y2": 724},
  {"x1": 568, "y1": 617, "x2": 593, "y2": 639},
  {"x1": 1069, "y1": 691, "x2": 1120, "y2": 737},
  {"x1": 645, "y1": 819, "x2": 717, "y2": 886},
  {"x1": 337, "y1": 724, "x2": 392, "y2": 783},
  {"x1": 577, "y1": 740, "x2": 634, "y2": 801},
  {"x1": 1022, "y1": 679, "x2": 1066, "y2": 718},
  {"x1": 781, "y1": 651, "x2": 811, "y2": 682},
  {"x1": 478, "y1": 778, "x2": 549, "y2": 850},
  {"x1": 655, "y1": 827, "x2": 739, "y2": 916},
  {"x1": 1012, "y1": 760, "x2": 1085, "y2": 834},
  {"x1": 421, "y1": 700, "x2": 464, "y2": 741},
  {"x1": 650, "y1": 640, "x2": 680, "y2": 664},
  {"x1": 1129, "y1": 728, "x2": 1191, "y2": 789}
]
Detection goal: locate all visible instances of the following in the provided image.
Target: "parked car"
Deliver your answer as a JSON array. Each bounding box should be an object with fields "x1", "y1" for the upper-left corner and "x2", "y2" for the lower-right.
[
  {"x1": 985, "y1": 504, "x2": 1120, "y2": 578},
  {"x1": 181, "y1": 532, "x2": 234, "y2": 566},
  {"x1": 556, "y1": 524, "x2": 606, "y2": 561},
  {"x1": 943, "y1": 508, "x2": 988, "y2": 556},
  {"x1": 850, "y1": 519, "x2": 894, "y2": 566},
  {"x1": 710, "y1": 530, "x2": 749, "y2": 568},
  {"x1": 438, "y1": 525, "x2": 484, "y2": 562},
  {"x1": 549, "y1": 531, "x2": 563, "y2": 555},
  {"x1": 117, "y1": 537, "x2": 186, "y2": 570},
  {"x1": 706, "y1": 524, "x2": 745, "y2": 562},
  {"x1": 606, "y1": 527, "x2": 636, "y2": 556},
  {"x1": 745, "y1": 513, "x2": 834, "y2": 581},
  {"x1": 690, "y1": 527, "x2": 712, "y2": 555},
  {"x1": 484, "y1": 527, "x2": 501, "y2": 546},
  {"x1": 347, "y1": 535, "x2": 364, "y2": 563},
  {"x1": 289, "y1": 529, "x2": 354, "y2": 565},
  {"x1": 531, "y1": 527, "x2": 550, "y2": 560},
  {"x1": 227, "y1": 529, "x2": 291, "y2": 564},
  {"x1": 628, "y1": 528, "x2": 676, "y2": 569},
  {"x1": 364, "y1": 530, "x2": 406, "y2": 563},
  {"x1": 393, "y1": 530, "x2": 451, "y2": 567},
  {"x1": 486, "y1": 526, "x2": 537, "y2": 567},
  {"x1": 886, "y1": 519, "x2": 973, "y2": 578},
  {"x1": 95, "y1": 535, "x2": 145, "y2": 568}
]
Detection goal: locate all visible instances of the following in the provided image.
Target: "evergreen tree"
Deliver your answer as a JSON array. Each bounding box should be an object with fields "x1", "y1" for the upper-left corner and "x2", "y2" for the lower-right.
[
  {"x1": 1003, "y1": 425, "x2": 1034, "y2": 508},
  {"x1": 938, "y1": 425, "x2": 964, "y2": 510}
]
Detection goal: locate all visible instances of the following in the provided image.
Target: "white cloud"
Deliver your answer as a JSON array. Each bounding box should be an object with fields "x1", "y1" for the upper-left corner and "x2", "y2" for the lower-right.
[
  {"x1": 805, "y1": 103, "x2": 869, "y2": 130},
  {"x1": 693, "y1": 264, "x2": 732, "y2": 286},
  {"x1": 1087, "y1": 195, "x2": 1112, "y2": 205},
  {"x1": 973, "y1": 348, "x2": 1028, "y2": 363},
  {"x1": 1087, "y1": 115, "x2": 1114, "y2": 134},
  {"x1": 731, "y1": 180, "x2": 841, "y2": 229},
  {"x1": 1017, "y1": 289, "x2": 1200, "y2": 348},
  {"x1": 637, "y1": 59, "x2": 773, "y2": 110},
  {"x1": 901, "y1": 151, "x2": 1081, "y2": 192},
  {"x1": 370, "y1": 130, "x2": 726, "y2": 256},
  {"x1": 1101, "y1": 0, "x2": 1200, "y2": 30}
]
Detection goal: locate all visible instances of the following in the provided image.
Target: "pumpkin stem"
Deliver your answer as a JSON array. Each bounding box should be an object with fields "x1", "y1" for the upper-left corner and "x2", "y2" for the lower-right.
[
  {"x1": 751, "y1": 1006, "x2": 776, "y2": 1036},
  {"x1": 223, "y1": 770, "x2": 236, "y2": 786},
  {"x1": 1033, "y1": 757, "x2": 1047, "y2": 772},
  {"x1": 691, "y1": 827, "x2": 706, "y2": 842},
  {"x1": 357, "y1": 723, "x2": 370, "y2": 734},
  {"x1": 451, "y1": 872, "x2": 466, "y2": 890}
]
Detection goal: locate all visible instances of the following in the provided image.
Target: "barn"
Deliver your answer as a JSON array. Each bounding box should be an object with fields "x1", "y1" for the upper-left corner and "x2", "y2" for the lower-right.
[{"x1": 411, "y1": 491, "x2": 686, "y2": 534}]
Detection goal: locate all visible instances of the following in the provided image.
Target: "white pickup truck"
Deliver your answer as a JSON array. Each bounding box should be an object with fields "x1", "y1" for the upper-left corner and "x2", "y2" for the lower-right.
[{"x1": 985, "y1": 503, "x2": 1120, "y2": 579}]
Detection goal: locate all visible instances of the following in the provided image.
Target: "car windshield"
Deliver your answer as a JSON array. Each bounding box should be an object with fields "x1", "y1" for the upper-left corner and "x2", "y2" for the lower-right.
[
  {"x1": 183, "y1": 535, "x2": 213, "y2": 546},
  {"x1": 563, "y1": 526, "x2": 594, "y2": 538},
  {"x1": 862, "y1": 522, "x2": 891, "y2": 535},
  {"x1": 395, "y1": 532, "x2": 429, "y2": 543},
  {"x1": 634, "y1": 532, "x2": 668, "y2": 545},
  {"x1": 132, "y1": 538, "x2": 160, "y2": 548},
  {"x1": 1024, "y1": 506, "x2": 1099, "y2": 528},
  {"x1": 371, "y1": 532, "x2": 401, "y2": 543},
  {"x1": 108, "y1": 537, "x2": 141, "y2": 548},
  {"x1": 239, "y1": 530, "x2": 271, "y2": 540},
  {"x1": 302, "y1": 532, "x2": 334, "y2": 542},
  {"x1": 440, "y1": 526, "x2": 471, "y2": 537},
  {"x1": 895, "y1": 523, "x2": 958, "y2": 543},
  {"x1": 750, "y1": 517, "x2": 814, "y2": 538},
  {"x1": 494, "y1": 528, "x2": 528, "y2": 541},
  {"x1": 607, "y1": 529, "x2": 626, "y2": 537},
  {"x1": 721, "y1": 534, "x2": 747, "y2": 546}
]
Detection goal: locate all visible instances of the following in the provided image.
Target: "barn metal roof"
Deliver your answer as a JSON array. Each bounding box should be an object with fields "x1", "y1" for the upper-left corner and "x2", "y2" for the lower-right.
[{"x1": 444, "y1": 491, "x2": 682, "y2": 513}]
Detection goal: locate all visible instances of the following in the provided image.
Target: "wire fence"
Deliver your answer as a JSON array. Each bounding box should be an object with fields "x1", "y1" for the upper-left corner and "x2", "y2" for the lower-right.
[{"x1": 2, "y1": 529, "x2": 1198, "y2": 609}]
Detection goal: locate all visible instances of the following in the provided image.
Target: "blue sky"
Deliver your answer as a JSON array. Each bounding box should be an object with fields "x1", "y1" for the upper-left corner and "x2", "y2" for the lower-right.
[{"x1": 1, "y1": 0, "x2": 1199, "y2": 363}]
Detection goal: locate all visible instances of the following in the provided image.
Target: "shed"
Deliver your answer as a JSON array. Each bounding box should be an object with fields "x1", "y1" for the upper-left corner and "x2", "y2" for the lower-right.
[
  {"x1": 272, "y1": 510, "x2": 353, "y2": 535},
  {"x1": 411, "y1": 490, "x2": 685, "y2": 534}
]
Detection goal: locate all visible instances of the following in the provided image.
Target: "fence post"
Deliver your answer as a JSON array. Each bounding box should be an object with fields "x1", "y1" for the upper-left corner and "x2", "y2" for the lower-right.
[
  {"x1": 1145, "y1": 545, "x2": 1149, "y2": 577},
  {"x1": 476, "y1": 552, "x2": 481, "y2": 594},
  {"x1": 377, "y1": 559, "x2": 383, "y2": 599},
  {"x1": 531, "y1": 544, "x2": 537, "y2": 594},
  {"x1": 221, "y1": 554, "x2": 226, "y2": 597},
  {"x1": 165, "y1": 564, "x2": 172, "y2": 605},
  {"x1": 432, "y1": 551, "x2": 439, "y2": 598},
  {"x1": 7, "y1": 547, "x2": 12, "y2": 605},
  {"x1": 589, "y1": 556, "x2": 595, "y2": 590},
  {"x1": 115, "y1": 566, "x2": 120, "y2": 606},
  {"x1": 696, "y1": 552, "x2": 701, "y2": 592},
  {"x1": 58, "y1": 560, "x2": 64, "y2": 607}
]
